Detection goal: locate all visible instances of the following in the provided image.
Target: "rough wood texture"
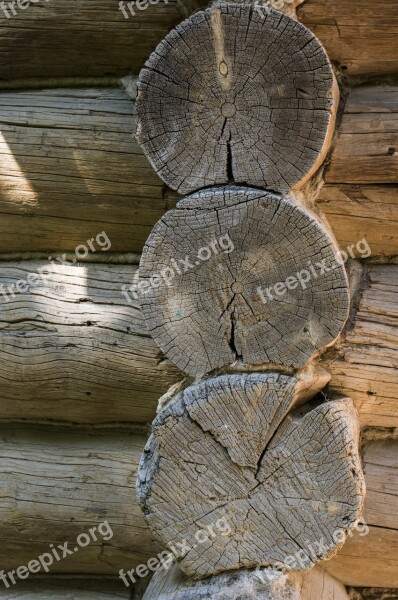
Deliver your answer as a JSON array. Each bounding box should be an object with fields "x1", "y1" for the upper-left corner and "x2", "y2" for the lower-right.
[
  {"x1": 0, "y1": 88, "x2": 168, "y2": 254},
  {"x1": 138, "y1": 377, "x2": 364, "y2": 579},
  {"x1": 143, "y1": 564, "x2": 349, "y2": 599},
  {"x1": 322, "y1": 265, "x2": 398, "y2": 429},
  {"x1": 326, "y1": 86, "x2": 398, "y2": 185},
  {"x1": 0, "y1": 1, "x2": 181, "y2": 81},
  {"x1": 0, "y1": 424, "x2": 156, "y2": 574},
  {"x1": 0, "y1": 86, "x2": 396, "y2": 257},
  {"x1": 139, "y1": 186, "x2": 349, "y2": 376},
  {"x1": 136, "y1": 4, "x2": 337, "y2": 195},
  {"x1": 0, "y1": 261, "x2": 181, "y2": 424},
  {"x1": 325, "y1": 526, "x2": 398, "y2": 589},
  {"x1": 325, "y1": 438, "x2": 398, "y2": 588},
  {"x1": 297, "y1": 1, "x2": 398, "y2": 77},
  {"x1": 350, "y1": 590, "x2": 398, "y2": 600},
  {"x1": 0, "y1": 579, "x2": 131, "y2": 599},
  {"x1": 317, "y1": 185, "x2": 398, "y2": 258}
]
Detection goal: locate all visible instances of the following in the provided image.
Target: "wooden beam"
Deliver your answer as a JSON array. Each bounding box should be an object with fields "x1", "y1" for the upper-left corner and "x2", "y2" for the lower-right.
[
  {"x1": 297, "y1": 0, "x2": 398, "y2": 77},
  {"x1": 0, "y1": 86, "x2": 397, "y2": 257},
  {"x1": 322, "y1": 265, "x2": 398, "y2": 429},
  {"x1": 0, "y1": 424, "x2": 158, "y2": 575},
  {"x1": 0, "y1": 88, "x2": 168, "y2": 254},
  {"x1": 0, "y1": 426, "x2": 394, "y2": 582},
  {"x1": 326, "y1": 86, "x2": 398, "y2": 185},
  {"x1": 0, "y1": 1, "x2": 181, "y2": 81},
  {"x1": 324, "y1": 438, "x2": 398, "y2": 588},
  {"x1": 0, "y1": 261, "x2": 182, "y2": 424},
  {"x1": 0, "y1": 262, "x2": 396, "y2": 428}
]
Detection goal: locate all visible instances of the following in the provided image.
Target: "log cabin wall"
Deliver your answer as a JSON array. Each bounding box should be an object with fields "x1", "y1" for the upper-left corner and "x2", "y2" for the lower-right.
[{"x1": 0, "y1": 0, "x2": 397, "y2": 598}]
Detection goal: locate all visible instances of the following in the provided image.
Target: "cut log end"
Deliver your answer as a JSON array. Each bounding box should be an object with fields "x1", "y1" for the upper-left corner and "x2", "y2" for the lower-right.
[
  {"x1": 137, "y1": 374, "x2": 365, "y2": 579},
  {"x1": 136, "y1": 3, "x2": 337, "y2": 195},
  {"x1": 139, "y1": 187, "x2": 350, "y2": 376}
]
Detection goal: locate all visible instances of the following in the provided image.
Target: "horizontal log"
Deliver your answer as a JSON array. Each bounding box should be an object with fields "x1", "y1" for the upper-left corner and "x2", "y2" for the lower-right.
[
  {"x1": 0, "y1": 1, "x2": 181, "y2": 80},
  {"x1": 0, "y1": 0, "x2": 395, "y2": 81},
  {"x1": 0, "y1": 578, "x2": 131, "y2": 598},
  {"x1": 317, "y1": 185, "x2": 398, "y2": 258},
  {"x1": 0, "y1": 88, "x2": 171, "y2": 254},
  {"x1": 0, "y1": 425, "x2": 395, "y2": 583},
  {"x1": 325, "y1": 438, "x2": 398, "y2": 588},
  {"x1": 297, "y1": 0, "x2": 398, "y2": 77},
  {"x1": 326, "y1": 86, "x2": 398, "y2": 185},
  {"x1": 0, "y1": 262, "x2": 396, "y2": 428},
  {"x1": 0, "y1": 86, "x2": 397, "y2": 257},
  {"x1": 0, "y1": 261, "x2": 182, "y2": 424},
  {"x1": 322, "y1": 265, "x2": 398, "y2": 429},
  {"x1": 0, "y1": 424, "x2": 157, "y2": 575}
]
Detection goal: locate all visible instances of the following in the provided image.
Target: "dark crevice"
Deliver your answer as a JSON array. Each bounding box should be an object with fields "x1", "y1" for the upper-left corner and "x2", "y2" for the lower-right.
[
  {"x1": 228, "y1": 308, "x2": 242, "y2": 361},
  {"x1": 226, "y1": 132, "x2": 234, "y2": 182}
]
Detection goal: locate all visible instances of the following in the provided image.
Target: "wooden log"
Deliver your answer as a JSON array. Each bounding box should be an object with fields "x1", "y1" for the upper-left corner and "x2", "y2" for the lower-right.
[
  {"x1": 322, "y1": 265, "x2": 398, "y2": 429},
  {"x1": 297, "y1": 1, "x2": 398, "y2": 77},
  {"x1": 139, "y1": 186, "x2": 349, "y2": 376},
  {"x1": 0, "y1": 260, "x2": 181, "y2": 424},
  {"x1": 324, "y1": 438, "x2": 398, "y2": 588},
  {"x1": 0, "y1": 426, "x2": 392, "y2": 581},
  {"x1": 136, "y1": 3, "x2": 337, "y2": 195},
  {"x1": 0, "y1": 86, "x2": 396, "y2": 258},
  {"x1": 0, "y1": 88, "x2": 167, "y2": 254},
  {"x1": 0, "y1": 1, "x2": 181, "y2": 81},
  {"x1": 326, "y1": 86, "x2": 398, "y2": 185},
  {"x1": 317, "y1": 185, "x2": 398, "y2": 258},
  {"x1": 0, "y1": 578, "x2": 132, "y2": 599},
  {"x1": 143, "y1": 564, "x2": 350, "y2": 599},
  {"x1": 138, "y1": 376, "x2": 364, "y2": 579},
  {"x1": 0, "y1": 424, "x2": 158, "y2": 574}
]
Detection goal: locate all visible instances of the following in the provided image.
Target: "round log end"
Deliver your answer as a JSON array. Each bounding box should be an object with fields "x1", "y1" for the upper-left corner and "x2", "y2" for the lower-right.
[
  {"x1": 136, "y1": 3, "x2": 337, "y2": 195},
  {"x1": 138, "y1": 187, "x2": 349, "y2": 377},
  {"x1": 137, "y1": 374, "x2": 365, "y2": 579}
]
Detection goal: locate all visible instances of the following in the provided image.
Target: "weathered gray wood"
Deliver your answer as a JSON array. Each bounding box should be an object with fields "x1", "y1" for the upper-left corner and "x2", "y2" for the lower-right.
[
  {"x1": 0, "y1": 579, "x2": 131, "y2": 599},
  {"x1": 143, "y1": 564, "x2": 350, "y2": 599},
  {"x1": 0, "y1": 1, "x2": 182, "y2": 81},
  {"x1": 0, "y1": 424, "x2": 157, "y2": 574},
  {"x1": 136, "y1": 3, "x2": 337, "y2": 195},
  {"x1": 0, "y1": 86, "x2": 396, "y2": 258},
  {"x1": 138, "y1": 376, "x2": 365, "y2": 579},
  {"x1": 0, "y1": 87, "x2": 168, "y2": 254},
  {"x1": 326, "y1": 86, "x2": 398, "y2": 185},
  {"x1": 322, "y1": 265, "x2": 398, "y2": 429},
  {"x1": 139, "y1": 187, "x2": 349, "y2": 376},
  {"x1": 0, "y1": 261, "x2": 181, "y2": 424}
]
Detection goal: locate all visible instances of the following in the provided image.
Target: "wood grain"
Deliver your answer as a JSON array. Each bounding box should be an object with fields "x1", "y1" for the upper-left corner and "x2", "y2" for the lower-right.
[
  {"x1": 0, "y1": 86, "x2": 396, "y2": 257},
  {"x1": 139, "y1": 381, "x2": 364, "y2": 579},
  {"x1": 0, "y1": 1, "x2": 181, "y2": 80},
  {"x1": 326, "y1": 86, "x2": 398, "y2": 185},
  {"x1": 325, "y1": 438, "x2": 398, "y2": 588},
  {"x1": 322, "y1": 265, "x2": 398, "y2": 429},
  {"x1": 0, "y1": 261, "x2": 181, "y2": 424},
  {"x1": 297, "y1": 0, "x2": 398, "y2": 77},
  {"x1": 0, "y1": 424, "x2": 158, "y2": 574},
  {"x1": 136, "y1": 3, "x2": 336, "y2": 195},
  {"x1": 0, "y1": 88, "x2": 168, "y2": 254},
  {"x1": 139, "y1": 187, "x2": 349, "y2": 376}
]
